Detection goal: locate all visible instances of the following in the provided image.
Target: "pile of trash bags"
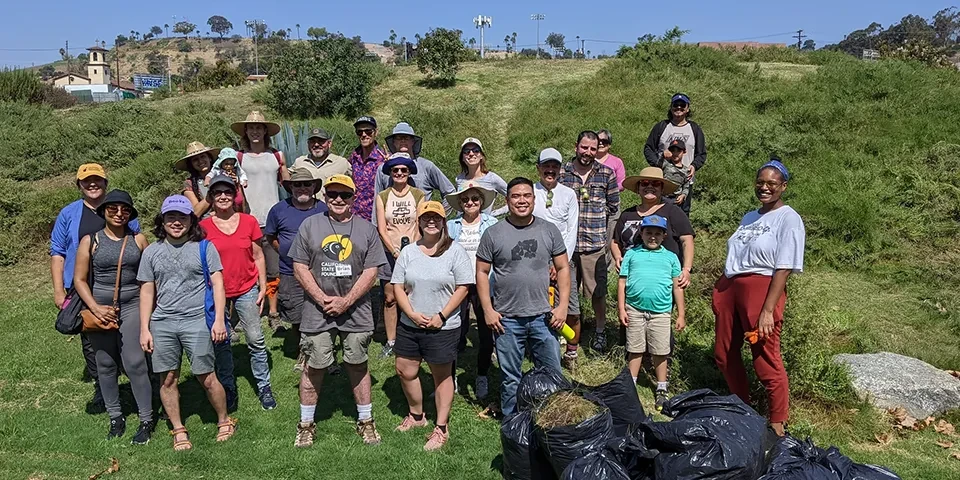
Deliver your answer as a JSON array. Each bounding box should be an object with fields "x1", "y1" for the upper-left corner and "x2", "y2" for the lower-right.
[{"x1": 500, "y1": 367, "x2": 902, "y2": 480}]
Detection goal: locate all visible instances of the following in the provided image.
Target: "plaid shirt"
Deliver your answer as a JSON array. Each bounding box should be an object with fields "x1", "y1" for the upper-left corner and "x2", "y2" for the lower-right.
[
  {"x1": 560, "y1": 159, "x2": 620, "y2": 252},
  {"x1": 348, "y1": 144, "x2": 387, "y2": 221}
]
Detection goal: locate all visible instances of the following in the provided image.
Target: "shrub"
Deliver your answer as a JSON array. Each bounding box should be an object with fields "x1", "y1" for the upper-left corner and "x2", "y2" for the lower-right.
[
  {"x1": 0, "y1": 69, "x2": 44, "y2": 104},
  {"x1": 177, "y1": 40, "x2": 192, "y2": 53},
  {"x1": 415, "y1": 27, "x2": 467, "y2": 87},
  {"x1": 41, "y1": 84, "x2": 76, "y2": 109}
]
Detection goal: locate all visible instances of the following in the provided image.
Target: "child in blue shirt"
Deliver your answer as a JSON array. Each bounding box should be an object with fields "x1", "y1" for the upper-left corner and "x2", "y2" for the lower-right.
[{"x1": 617, "y1": 215, "x2": 686, "y2": 412}]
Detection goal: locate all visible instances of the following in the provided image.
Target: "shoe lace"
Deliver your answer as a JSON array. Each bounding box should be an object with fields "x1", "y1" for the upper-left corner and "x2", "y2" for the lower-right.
[
  {"x1": 426, "y1": 428, "x2": 446, "y2": 444},
  {"x1": 359, "y1": 421, "x2": 378, "y2": 439},
  {"x1": 297, "y1": 424, "x2": 314, "y2": 442}
]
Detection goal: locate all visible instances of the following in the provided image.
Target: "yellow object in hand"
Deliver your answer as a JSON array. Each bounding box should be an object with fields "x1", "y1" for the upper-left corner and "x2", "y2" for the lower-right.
[{"x1": 559, "y1": 323, "x2": 576, "y2": 342}]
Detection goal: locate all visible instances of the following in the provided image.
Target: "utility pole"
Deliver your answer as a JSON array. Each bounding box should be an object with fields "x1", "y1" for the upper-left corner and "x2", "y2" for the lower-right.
[
  {"x1": 115, "y1": 42, "x2": 121, "y2": 86},
  {"x1": 794, "y1": 29, "x2": 806, "y2": 50},
  {"x1": 250, "y1": 19, "x2": 262, "y2": 75},
  {"x1": 581, "y1": 38, "x2": 586, "y2": 58},
  {"x1": 65, "y1": 41, "x2": 71, "y2": 84},
  {"x1": 474, "y1": 15, "x2": 492, "y2": 59},
  {"x1": 531, "y1": 13, "x2": 545, "y2": 59}
]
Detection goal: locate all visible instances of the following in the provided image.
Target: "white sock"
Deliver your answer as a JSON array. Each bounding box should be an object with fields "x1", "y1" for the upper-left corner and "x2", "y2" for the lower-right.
[
  {"x1": 386, "y1": 340, "x2": 395, "y2": 347},
  {"x1": 657, "y1": 382, "x2": 668, "y2": 391},
  {"x1": 632, "y1": 376, "x2": 638, "y2": 385},
  {"x1": 357, "y1": 403, "x2": 373, "y2": 421},
  {"x1": 300, "y1": 404, "x2": 316, "y2": 423}
]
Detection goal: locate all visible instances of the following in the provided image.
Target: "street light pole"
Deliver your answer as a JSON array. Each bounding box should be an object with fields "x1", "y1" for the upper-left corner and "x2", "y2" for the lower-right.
[{"x1": 530, "y1": 14, "x2": 545, "y2": 59}]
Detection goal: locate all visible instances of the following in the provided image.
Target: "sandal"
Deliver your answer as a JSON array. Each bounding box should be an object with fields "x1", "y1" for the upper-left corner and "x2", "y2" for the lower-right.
[
  {"x1": 170, "y1": 427, "x2": 192, "y2": 451},
  {"x1": 216, "y1": 417, "x2": 238, "y2": 442}
]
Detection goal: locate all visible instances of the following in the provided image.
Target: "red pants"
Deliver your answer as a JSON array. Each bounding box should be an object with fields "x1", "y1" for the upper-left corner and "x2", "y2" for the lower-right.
[{"x1": 712, "y1": 274, "x2": 789, "y2": 423}]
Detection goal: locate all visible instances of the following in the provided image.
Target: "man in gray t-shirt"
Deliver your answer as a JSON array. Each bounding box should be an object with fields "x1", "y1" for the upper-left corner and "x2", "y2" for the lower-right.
[
  {"x1": 476, "y1": 178, "x2": 571, "y2": 416},
  {"x1": 288, "y1": 174, "x2": 387, "y2": 447}
]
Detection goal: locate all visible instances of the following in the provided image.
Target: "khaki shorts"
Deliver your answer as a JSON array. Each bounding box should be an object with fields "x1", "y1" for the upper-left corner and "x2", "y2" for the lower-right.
[
  {"x1": 300, "y1": 330, "x2": 372, "y2": 369},
  {"x1": 624, "y1": 304, "x2": 671, "y2": 355},
  {"x1": 573, "y1": 249, "x2": 608, "y2": 300}
]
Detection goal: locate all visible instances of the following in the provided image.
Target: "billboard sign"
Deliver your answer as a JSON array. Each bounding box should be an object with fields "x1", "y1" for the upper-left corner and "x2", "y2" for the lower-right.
[{"x1": 133, "y1": 74, "x2": 166, "y2": 90}]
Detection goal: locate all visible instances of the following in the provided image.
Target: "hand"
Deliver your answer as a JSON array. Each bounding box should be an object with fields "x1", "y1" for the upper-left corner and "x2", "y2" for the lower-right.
[
  {"x1": 323, "y1": 296, "x2": 350, "y2": 317},
  {"x1": 426, "y1": 314, "x2": 444, "y2": 329},
  {"x1": 91, "y1": 304, "x2": 118, "y2": 324},
  {"x1": 663, "y1": 149, "x2": 673, "y2": 160},
  {"x1": 211, "y1": 320, "x2": 228, "y2": 343},
  {"x1": 392, "y1": 249, "x2": 400, "y2": 259},
  {"x1": 614, "y1": 256, "x2": 622, "y2": 272},
  {"x1": 140, "y1": 330, "x2": 154, "y2": 353},
  {"x1": 675, "y1": 315, "x2": 686, "y2": 333},
  {"x1": 758, "y1": 310, "x2": 775, "y2": 340},
  {"x1": 54, "y1": 290, "x2": 67, "y2": 309},
  {"x1": 619, "y1": 309, "x2": 629, "y2": 327},
  {"x1": 549, "y1": 307, "x2": 566, "y2": 329},
  {"x1": 678, "y1": 269, "x2": 691, "y2": 289},
  {"x1": 241, "y1": 181, "x2": 249, "y2": 188},
  {"x1": 226, "y1": 171, "x2": 239, "y2": 183},
  {"x1": 687, "y1": 165, "x2": 696, "y2": 180},
  {"x1": 256, "y1": 285, "x2": 266, "y2": 315},
  {"x1": 183, "y1": 178, "x2": 194, "y2": 192},
  {"x1": 549, "y1": 265, "x2": 557, "y2": 282},
  {"x1": 485, "y1": 309, "x2": 504, "y2": 335},
  {"x1": 675, "y1": 194, "x2": 687, "y2": 205},
  {"x1": 415, "y1": 313, "x2": 432, "y2": 328}
]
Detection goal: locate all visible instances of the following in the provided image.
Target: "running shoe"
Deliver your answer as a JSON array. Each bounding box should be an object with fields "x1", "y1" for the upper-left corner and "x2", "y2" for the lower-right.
[{"x1": 356, "y1": 419, "x2": 382, "y2": 445}]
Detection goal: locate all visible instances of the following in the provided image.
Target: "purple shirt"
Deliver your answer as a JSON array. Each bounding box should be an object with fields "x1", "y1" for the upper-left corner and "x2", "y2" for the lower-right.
[
  {"x1": 348, "y1": 144, "x2": 387, "y2": 221},
  {"x1": 599, "y1": 153, "x2": 626, "y2": 191}
]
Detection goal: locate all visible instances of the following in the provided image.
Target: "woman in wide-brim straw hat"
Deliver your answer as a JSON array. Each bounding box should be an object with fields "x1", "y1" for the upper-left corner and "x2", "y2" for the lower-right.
[
  {"x1": 177, "y1": 141, "x2": 221, "y2": 218},
  {"x1": 232, "y1": 110, "x2": 289, "y2": 331}
]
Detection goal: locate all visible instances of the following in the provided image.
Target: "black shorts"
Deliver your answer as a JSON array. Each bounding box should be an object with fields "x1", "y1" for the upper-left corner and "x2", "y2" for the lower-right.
[{"x1": 394, "y1": 323, "x2": 458, "y2": 365}]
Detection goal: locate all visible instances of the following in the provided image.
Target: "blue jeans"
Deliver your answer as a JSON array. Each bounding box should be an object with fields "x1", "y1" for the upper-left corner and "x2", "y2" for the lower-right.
[
  {"x1": 495, "y1": 313, "x2": 562, "y2": 416},
  {"x1": 227, "y1": 285, "x2": 272, "y2": 392},
  {"x1": 214, "y1": 341, "x2": 236, "y2": 393}
]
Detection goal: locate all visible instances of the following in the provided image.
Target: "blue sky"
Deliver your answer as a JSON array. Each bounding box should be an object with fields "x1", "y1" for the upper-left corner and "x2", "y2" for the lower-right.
[{"x1": 1, "y1": 0, "x2": 951, "y2": 67}]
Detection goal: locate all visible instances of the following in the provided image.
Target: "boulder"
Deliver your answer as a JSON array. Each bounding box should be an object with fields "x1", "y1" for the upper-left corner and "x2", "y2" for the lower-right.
[{"x1": 834, "y1": 352, "x2": 960, "y2": 418}]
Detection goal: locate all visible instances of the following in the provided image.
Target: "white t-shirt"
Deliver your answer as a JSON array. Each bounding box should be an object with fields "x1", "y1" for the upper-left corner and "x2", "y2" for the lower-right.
[
  {"x1": 532, "y1": 182, "x2": 579, "y2": 261},
  {"x1": 241, "y1": 151, "x2": 281, "y2": 227},
  {"x1": 658, "y1": 123, "x2": 696, "y2": 169},
  {"x1": 458, "y1": 221, "x2": 482, "y2": 275},
  {"x1": 724, "y1": 206, "x2": 805, "y2": 277}
]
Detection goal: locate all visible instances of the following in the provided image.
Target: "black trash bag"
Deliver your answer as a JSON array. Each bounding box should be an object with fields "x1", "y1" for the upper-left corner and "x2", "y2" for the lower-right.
[
  {"x1": 605, "y1": 428, "x2": 657, "y2": 480},
  {"x1": 561, "y1": 451, "x2": 631, "y2": 480},
  {"x1": 643, "y1": 389, "x2": 776, "y2": 480},
  {"x1": 575, "y1": 367, "x2": 647, "y2": 436},
  {"x1": 759, "y1": 435, "x2": 901, "y2": 480},
  {"x1": 518, "y1": 366, "x2": 572, "y2": 412},
  {"x1": 501, "y1": 410, "x2": 558, "y2": 480},
  {"x1": 535, "y1": 392, "x2": 615, "y2": 478}
]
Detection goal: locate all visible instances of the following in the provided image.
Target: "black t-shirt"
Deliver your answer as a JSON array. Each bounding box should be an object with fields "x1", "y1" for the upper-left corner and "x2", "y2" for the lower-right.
[
  {"x1": 78, "y1": 204, "x2": 105, "y2": 240},
  {"x1": 614, "y1": 203, "x2": 694, "y2": 264}
]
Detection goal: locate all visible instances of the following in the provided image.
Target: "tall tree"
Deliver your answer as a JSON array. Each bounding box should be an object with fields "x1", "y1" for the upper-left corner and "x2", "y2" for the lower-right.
[
  {"x1": 545, "y1": 32, "x2": 565, "y2": 56},
  {"x1": 468, "y1": 37, "x2": 477, "y2": 49},
  {"x1": 173, "y1": 21, "x2": 197, "y2": 38},
  {"x1": 307, "y1": 26, "x2": 329, "y2": 40},
  {"x1": 207, "y1": 15, "x2": 233, "y2": 39},
  {"x1": 801, "y1": 39, "x2": 816, "y2": 51},
  {"x1": 932, "y1": 7, "x2": 960, "y2": 48},
  {"x1": 296, "y1": 23, "x2": 301, "y2": 40},
  {"x1": 150, "y1": 26, "x2": 163, "y2": 37},
  {"x1": 504, "y1": 35, "x2": 512, "y2": 52},
  {"x1": 416, "y1": 27, "x2": 467, "y2": 86},
  {"x1": 164, "y1": 24, "x2": 169, "y2": 37},
  {"x1": 253, "y1": 21, "x2": 268, "y2": 38}
]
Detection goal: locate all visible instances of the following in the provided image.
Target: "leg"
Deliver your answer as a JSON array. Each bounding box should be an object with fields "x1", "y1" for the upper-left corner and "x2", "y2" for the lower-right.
[
  {"x1": 234, "y1": 286, "x2": 273, "y2": 394},
  {"x1": 627, "y1": 353, "x2": 644, "y2": 380},
  {"x1": 713, "y1": 276, "x2": 750, "y2": 403},
  {"x1": 383, "y1": 281, "x2": 398, "y2": 345},
  {"x1": 624, "y1": 305, "x2": 647, "y2": 381},
  {"x1": 297, "y1": 330, "x2": 334, "y2": 442},
  {"x1": 342, "y1": 331, "x2": 374, "y2": 414},
  {"x1": 587, "y1": 249, "x2": 609, "y2": 332},
  {"x1": 260, "y1": 231, "x2": 281, "y2": 317},
  {"x1": 159, "y1": 370, "x2": 184, "y2": 430},
  {"x1": 429, "y1": 362, "x2": 454, "y2": 426},
  {"x1": 213, "y1": 342, "x2": 237, "y2": 400},
  {"x1": 528, "y1": 314, "x2": 562, "y2": 373},
  {"x1": 88, "y1": 331, "x2": 123, "y2": 420},
  {"x1": 396, "y1": 356, "x2": 424, "y2": 415},
  {"x1": 81, "y1": 332, "x2": 99, "y2": 382},
  {"x1": 196, "y1": 372, "x2": 228, "y2": 423},
  {"x1": 117, "y1": 309, "x2": 153, "y2": 423},
  {"x1": 473, "y1": 292, "x2": 493, "y2": 377},
  {"x1": 495, "y1": 316, "x2": 526, "y2": 416},
  {"x1": 652, "y1": 355, "x2": 669, "y2": 384},
  {"x1": 739, "y1": 275, "x2": 790, "y2": 427}
]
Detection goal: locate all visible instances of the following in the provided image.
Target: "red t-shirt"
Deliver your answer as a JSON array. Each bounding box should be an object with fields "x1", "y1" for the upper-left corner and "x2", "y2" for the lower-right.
[{"x1": 200, "y1": 213, "x2": 263, "y2": 297}]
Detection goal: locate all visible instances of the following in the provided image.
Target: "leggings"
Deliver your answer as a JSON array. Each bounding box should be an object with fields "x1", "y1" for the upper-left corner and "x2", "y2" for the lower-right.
[
  {"x1": 712, "y1": 274, "x2": 789, "y2": 423},
  {"x1": 87, "y1": 296, "x2": 153, "y2": 422},
  {"x1": 458, "y1": 285, "x2": 494, "y2": 376}
]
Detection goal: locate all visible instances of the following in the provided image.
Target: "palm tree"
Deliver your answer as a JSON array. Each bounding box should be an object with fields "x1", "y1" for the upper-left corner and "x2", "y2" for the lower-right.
[
  {"x1": 164, "y1": 24, "x2": 169, "y2": 37},
  {"x1": 286, "y1": 27, "x2": 292, "y2": 39},
  {"x1": 296, "y1": 23, "x2": 301, "y2": 40}
]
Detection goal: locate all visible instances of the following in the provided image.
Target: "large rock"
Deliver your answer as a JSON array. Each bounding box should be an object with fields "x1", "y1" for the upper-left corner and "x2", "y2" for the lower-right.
[{"x1": 834, "y1": 352, "x2": 960, "y2": 418}]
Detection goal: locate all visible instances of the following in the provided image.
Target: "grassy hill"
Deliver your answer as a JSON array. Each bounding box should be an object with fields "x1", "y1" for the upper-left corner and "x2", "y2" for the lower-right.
[{"x1": 2, "y1": 50, "x2": 960, "y2": 478}]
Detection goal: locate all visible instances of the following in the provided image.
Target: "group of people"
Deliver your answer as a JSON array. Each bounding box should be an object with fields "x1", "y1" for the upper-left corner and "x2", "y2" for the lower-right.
[{"x1": 50, "y1": 92, "x2": 806, "y2": 452}]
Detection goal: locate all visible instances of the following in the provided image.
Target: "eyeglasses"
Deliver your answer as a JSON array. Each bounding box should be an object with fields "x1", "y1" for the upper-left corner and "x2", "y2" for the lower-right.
[
  {"x1": 326, "y1": 191, "x2": 355, "y2": 200},
  {"x1": 211, "y1": 189, "x2": 234, "y2": 197},
  {"x1": 462, "y1": 146, "x2": 482, "y2": 155},
  {"x1": 391, "y1": 167, "x2": 409, "y2": 174},
  {"x1": 755, "y1": 181, "x2": 784, "y2": 189},
  {"x1": 105, "y1": 205, "x2": 132, "y2": 215},
  {"x1": 291, "y1": 181, "x2": 314, "y2": 188},
  {"x1": 460, "y1": 195, "x2": 483, "y2": 204},
  {"x1": 598, "y1": 139, "x2": 611, "y2": 146},
  {"x1": 355, "y1": 128, "x2": 375, "y2": 137},
  {"x1": 639, "y1": 180, "x2": 661, "y2": 187},
  {"x1": 545, "y1": 189, "x2": 554, "y2": 208}
]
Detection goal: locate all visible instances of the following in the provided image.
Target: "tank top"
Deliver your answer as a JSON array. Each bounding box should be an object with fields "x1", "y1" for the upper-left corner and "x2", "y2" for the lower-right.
[
  {"x1": 91, "y1": 231, "x2": 141, "y2": 304},
  {"x1": 240, "y1": 150, "x2": 281, "y2": 226},
  {"x1": 378, "y1": 187, "x2": 424, "y2": 246}
]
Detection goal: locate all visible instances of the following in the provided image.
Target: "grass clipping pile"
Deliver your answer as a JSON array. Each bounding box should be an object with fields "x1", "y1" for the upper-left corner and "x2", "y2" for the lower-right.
[
  {"x1": 535, "y1": 391, "x2": 602, "y2": 429},
  {"x1": 568, "y1": 349, "x2": 623, "y2": 387}
]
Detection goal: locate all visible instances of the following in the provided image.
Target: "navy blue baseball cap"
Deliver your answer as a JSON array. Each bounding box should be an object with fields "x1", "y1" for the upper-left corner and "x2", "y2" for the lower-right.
[
  {"x1": 671, "y1": 93, "x2": 690, "y2": 105},
  {"x1": 640, "y1": 215, "x2": 668, "y2": 231},
  {"x1": 353, "y1": 116, "x2": 377, "y2": 129}
]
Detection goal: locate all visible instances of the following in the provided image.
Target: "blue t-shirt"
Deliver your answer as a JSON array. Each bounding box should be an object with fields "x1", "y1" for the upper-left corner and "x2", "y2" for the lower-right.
[
  {"x1": 619, "y1": 245, "x2": 680, "y2": 313},
  {"x1": 264, "y1": 199, "x2": 328, "y2": 276}
]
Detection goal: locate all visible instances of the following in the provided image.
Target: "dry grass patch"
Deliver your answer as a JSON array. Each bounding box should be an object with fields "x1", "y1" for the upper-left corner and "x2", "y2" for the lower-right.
[{"x1": 535, "y1": 391, "x2": 602, "y2": 429}]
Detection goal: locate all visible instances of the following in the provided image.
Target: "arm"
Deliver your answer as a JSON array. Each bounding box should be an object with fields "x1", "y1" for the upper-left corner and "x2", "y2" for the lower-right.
[
  {"x1": 209, "y1": 271, "x2": 228, "y2": 342},
  {"x1": 182, "y1": 179, "x2": 211, "y2": 218},
  {"x1": 678, "y1": 234, "x2": 694, "y2": 288},
  {"x1": 643, "y1": 122, "x2": 665, "y2": 167},
  {"x1": 139, "y1": 281, "x2": 156, "y2": 353},
  {"x1": 491, "y1": 174, "x2": 509, "y2": 217},
  {"x1": 51, "y1": 256, "x2": 66, "y2": 308},
  {"x1": 278, "y1": 152, "x2": 291, "y2": 182},
  {"x1": 375, "y1": 196, "x2": 398, "y2": 257},
  {"x1": 618, "y1": 277, "x2": 628, "y2": 327},
  {"x1": 550, "y1": 253, "x2": 571, "y2": 328},
  {"x1": 606, "y1": 172, "x2": 620, "y2": 219},
  {"x1": 392, "y1": 282, "x2": 420, "y2": 325},
  {"x1": 134, "y1": 233, "x2": 149, "y2": 252},
  {"x1": 673, "y1": 277, "x2": 686, "y2": 332},
  {"x1": 564, "y1": 194, "x2": 579, "y2": 261},
  {"x1": 341, "y1": 267, "x2": 379, "y2": 308},
  {"x1": 294, "y1": 262, "x2": 329, "y2": 305},
  {"x1": 73, "y1": 235, "x2": 116, "y2": 324},
  {"x1": 476, "y1": 259, "x2": 502, "y2": 334},
  {"x1": 758, "y1": 269, "x2": 791, "y2": 339},
  {"x1": 266, "y1": 234, "x2": 280, "y2": 252},
  {"x1": 610, "y1": 214, "x2": 626, "y2": 270},
  {"x1": 691, "y1": 123, "x2": 707, "y2": 171},
  {"x1": 49, "y1": 210, "x2": 70, "y2": 307}
]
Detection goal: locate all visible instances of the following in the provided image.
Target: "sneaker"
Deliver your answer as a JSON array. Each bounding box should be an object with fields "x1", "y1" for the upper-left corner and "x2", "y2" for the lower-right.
[
  {"x1": 107, "y1": 416, "x2": 126, "y2": 439},
  {"x1": 87, "y1": 383, "x2": 106, "y2": 414},
  {"x1": 356, "y1": 419, "x2": 382, "y2": 445},
  {"x1": 395, "y1": 414, "x2": 428, "y2": 432},
  {"x1": 561, "y1": 350, "x2": 578, "y2": 372},
  {"x1": 424, "y1": 426, "x2": 448, "y2": 451},
  {"x1": 258, "y1": 386, "x2": 278, "y2": 410},
  {"x1": 379, "y1": 343, "x2": 395, "y2": 359},
  {"x1": 131, "y1": 420, "x2": 154, "y2": 445},
  {"x1": 655, "y1": 389, "x2": 669, "y2": 412},
  {"x1": 475, "y1": 376, "x2": 489, "y2": 400},
  {"x1": 268, "y1": 313, "x2": 283, "y2": 332},
  {"x1": 294, "y1": 422, "x2": 316, "y2": 448},
  {"x1": 225, "y1": 388, "x2": 239, "y2": 413},
  {"x1": 591, "y1": 333, "x2": 607, "y2": 353}
]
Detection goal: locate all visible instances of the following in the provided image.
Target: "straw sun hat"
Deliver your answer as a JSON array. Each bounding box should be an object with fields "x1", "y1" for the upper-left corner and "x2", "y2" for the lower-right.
[
  {"x1": 622, "y1": 167, "x2": 679, "y2": 195},
  {"x1": 230, "y1": 110, "x2": 281, "y2": 137},
  {"x1": 174, "y1": 141, "x2": 221, "y2": 172}
]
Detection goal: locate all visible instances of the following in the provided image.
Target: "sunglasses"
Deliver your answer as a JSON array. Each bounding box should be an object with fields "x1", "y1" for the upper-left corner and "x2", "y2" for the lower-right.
[
  {"x1": 211, "y1": 189, "x2": 234, "y2": 197},
  {"x1": 391, "y1": 167, "x2": 409, "y2": 174},
  {"x1": 420, "y1": 216, "x2": 443, "y2": 224},
  {"x1": 672, "y1": 103, "x2": 688, "y2": 109},
  {"x1": 545, "y1": 189, "x2": 554, "y2": 208},
  {"x1": 639, "y1": 180, "x2": 662, "y2": 188},
  {"x1": 460, "y1": 195, "x2": 483, "y2": 204},
  {"x1": 326, "y1": 191, "x2": 354, "y2": 200},
  {"x1": 355, "y1": 128, "x2": 375, "y2": 137},
  {"x1": 462, "y1": 146, "x2": 482, "y2": 155},
  {"x1": 291, "y1": 181, "x2": 314, "y2": 188},
  {"x1": 105, "y1": 205, "x2": 132, "y2": 215}
]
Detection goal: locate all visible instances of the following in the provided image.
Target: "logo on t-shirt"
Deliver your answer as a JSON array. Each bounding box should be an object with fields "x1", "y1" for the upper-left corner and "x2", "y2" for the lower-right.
[
  {"x1": 733, "y1": 224, "x2": 771, "y2": 244},
  {"x1": 321, "y1": 234, "x2": 353, "y2": 261},
  {"x1": 511, "y1": 239, "x2": 538, "y2": 260}
]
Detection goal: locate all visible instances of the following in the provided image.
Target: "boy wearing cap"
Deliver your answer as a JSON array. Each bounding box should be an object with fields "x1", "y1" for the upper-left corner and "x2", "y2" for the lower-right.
[
  {"x1": 293, "y1": 127, "x2": 351, "y2": 192},
  {"x1": 617, "y1": 215, "x2": 686, "y2": 412},
  {"x1": 657, "y1": 139, "x2": 694, "y2": 213}
]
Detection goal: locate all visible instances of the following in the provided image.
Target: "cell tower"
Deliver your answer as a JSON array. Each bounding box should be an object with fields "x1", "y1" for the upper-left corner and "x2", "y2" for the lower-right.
[{"x1": 474, "y1": 15, "x2": 492, "y2": 58}]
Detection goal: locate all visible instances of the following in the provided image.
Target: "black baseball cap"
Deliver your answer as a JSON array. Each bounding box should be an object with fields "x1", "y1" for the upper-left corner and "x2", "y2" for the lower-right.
[
  {"x1": 669, "y1": 139, "x2": 687, "y2": 151},
  {"x1": 353, "y1": 116, "x2": 377, "y2": 129},
  {"x1": 308, "y1": 127, "x2": 331, "y2": 140}
]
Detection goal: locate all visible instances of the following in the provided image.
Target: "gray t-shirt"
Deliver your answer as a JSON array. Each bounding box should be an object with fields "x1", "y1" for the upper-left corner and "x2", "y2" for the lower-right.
[
  {"x1": 658, "y1": 123, "x2": 696, "y2": 169},
  {"x1": 288, "y1": 213, "x2": 387, "y2": 334},
  {"x1": 390, "y1": 242, "x2": 474, "y2": 330},
  {"x1": 136, "y1": 240, "x2": 222, "y2": 323},
  {"x1": 476, "y1": 217, "x2": 566, "y2": 318}
]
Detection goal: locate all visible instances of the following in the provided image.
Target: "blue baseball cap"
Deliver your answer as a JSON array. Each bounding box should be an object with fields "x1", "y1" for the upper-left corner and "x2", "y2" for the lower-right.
[
  {"x1": 671, "y1": 93, "x2": 690, "y2": 105},
  {"x1": 640, "y1": 215, "x2": 668, "y2": 231},
  {"x1": 353, "y1": 116, "x2": 377, "y2": 128},
  {"x1": 161, "y1": 195, "x2": 194, "y2": 215}
]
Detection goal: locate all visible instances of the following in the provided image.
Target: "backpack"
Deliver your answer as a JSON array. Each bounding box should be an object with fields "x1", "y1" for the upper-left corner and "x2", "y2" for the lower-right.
[
  {"x1": 237, "y1": 149, "x2": 285, "y2": 182},
  {"x1": 198, "y1": 240, "x2": 220, "y2": 340}
]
